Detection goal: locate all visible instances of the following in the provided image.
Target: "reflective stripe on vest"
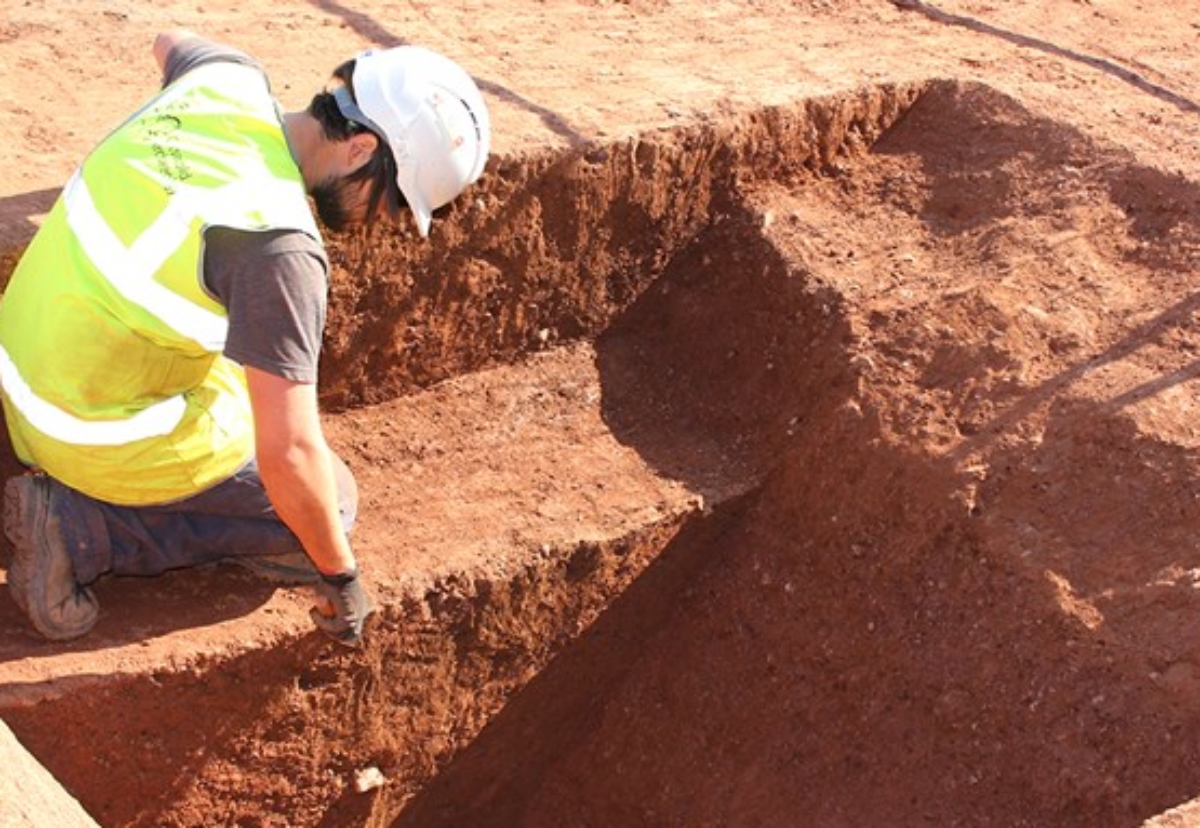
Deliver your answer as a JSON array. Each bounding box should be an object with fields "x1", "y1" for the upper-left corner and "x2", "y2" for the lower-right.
[
  {"x1": 0, "y1": 344, "x2": 186, "y2": 446},
  {"x1": 0, "y1": 61, "x2": 322, "y2": 502},
  {"x1": 63, "y1": 170, "x2": 229, "y2": 350}
]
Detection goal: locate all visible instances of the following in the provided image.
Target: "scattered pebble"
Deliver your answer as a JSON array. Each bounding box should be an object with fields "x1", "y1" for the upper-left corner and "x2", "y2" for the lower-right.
[{"x1": 354, "y1": 766, "x2": 386, "y2": 794}]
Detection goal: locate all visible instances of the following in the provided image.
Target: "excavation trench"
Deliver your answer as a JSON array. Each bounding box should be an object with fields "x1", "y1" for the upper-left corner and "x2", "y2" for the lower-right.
[{"x1": 3, "y1": 79, "x2": 1200, "y2": 826}]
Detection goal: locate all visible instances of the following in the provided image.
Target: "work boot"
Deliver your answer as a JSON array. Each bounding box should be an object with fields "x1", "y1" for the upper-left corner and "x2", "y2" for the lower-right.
[
  {"x1": 3, "y1": 475, "x2": 99, "y2": 641},
  {"x1": 229, "y1": 551, "x2": 320, "y2": 584}
]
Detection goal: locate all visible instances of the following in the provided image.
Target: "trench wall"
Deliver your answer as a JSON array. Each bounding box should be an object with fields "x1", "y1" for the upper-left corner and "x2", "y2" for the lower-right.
[
  {"x1": 0, "y1": 83, "x2": 923, "y2": 827},
  {"x1": 7, "y1": 77, "x2": 1198, "y2": 827},
  {"x1": 315, "y1": 82, "x2": 922, "y2": 408}
]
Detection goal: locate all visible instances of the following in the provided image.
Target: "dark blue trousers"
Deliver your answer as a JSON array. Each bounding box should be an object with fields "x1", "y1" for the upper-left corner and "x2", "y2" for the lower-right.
[{"x1": 47, "y1": 459, "x2": 357, "y2": 584}]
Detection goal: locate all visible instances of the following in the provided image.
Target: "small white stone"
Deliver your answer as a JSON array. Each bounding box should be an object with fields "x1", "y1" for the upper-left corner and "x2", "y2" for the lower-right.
[{"x1": 355, "y1": 766, "x2": 386, "y2": 794}]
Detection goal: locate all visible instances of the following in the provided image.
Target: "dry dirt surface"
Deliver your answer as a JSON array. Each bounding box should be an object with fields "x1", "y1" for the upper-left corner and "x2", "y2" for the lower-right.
[{"x1": 3, "y1": 1, "x2": 1200, "y2": 826}]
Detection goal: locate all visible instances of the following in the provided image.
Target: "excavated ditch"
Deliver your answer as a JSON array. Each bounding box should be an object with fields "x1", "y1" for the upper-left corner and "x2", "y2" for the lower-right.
[{"x1": 4, "y1": 79, "x2": 1200, "y2": 826}]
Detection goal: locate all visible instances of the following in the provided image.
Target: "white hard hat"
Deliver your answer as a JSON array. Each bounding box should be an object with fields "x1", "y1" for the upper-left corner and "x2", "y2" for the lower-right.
[{"x1": 349, "y1": 46, "x2": 490, "y2": 237}]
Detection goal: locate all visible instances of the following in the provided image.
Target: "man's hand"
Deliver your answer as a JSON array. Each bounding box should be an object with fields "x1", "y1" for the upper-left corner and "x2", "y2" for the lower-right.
[{"x1": 311, "y1": 568, "x2": 375, "y2": 646}]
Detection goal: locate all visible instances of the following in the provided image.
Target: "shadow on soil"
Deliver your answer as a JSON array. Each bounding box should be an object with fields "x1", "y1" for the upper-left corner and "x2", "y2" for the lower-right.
[
  {"x1": 381, "y1": 80, "x2": 1200, "y2": 827},
  {"x1": 892, "y1": 0, "x2": 1200, "y2": 115},
  {"x1": 5, "y1": 79, "x2": 1200, "y2": 827}
]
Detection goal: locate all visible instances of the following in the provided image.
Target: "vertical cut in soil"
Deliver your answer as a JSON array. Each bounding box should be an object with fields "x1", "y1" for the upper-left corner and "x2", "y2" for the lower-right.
[{"x1": 5, "y1": 79, "x2": 1200, "y2": 827}]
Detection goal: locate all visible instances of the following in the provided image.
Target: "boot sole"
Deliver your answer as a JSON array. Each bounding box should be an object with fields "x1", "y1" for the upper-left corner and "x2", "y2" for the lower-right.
[
  {"x1": 4, "y1": 476, "x2": 98, "y2": 641},
  {"x1": 228, "y1": 553, "x2": 321, "y2": 585}
]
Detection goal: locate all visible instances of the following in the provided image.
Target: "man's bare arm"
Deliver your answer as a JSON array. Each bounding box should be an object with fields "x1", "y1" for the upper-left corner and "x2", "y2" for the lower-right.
[{"x1": 245, "y1": 366, "x2": 356, "y2": 576}]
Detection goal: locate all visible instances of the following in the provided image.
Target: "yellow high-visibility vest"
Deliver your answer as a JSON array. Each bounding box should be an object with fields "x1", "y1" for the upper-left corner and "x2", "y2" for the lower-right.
[{"x1": 0, "y1": 62, "x2": 321, "y2": 505}]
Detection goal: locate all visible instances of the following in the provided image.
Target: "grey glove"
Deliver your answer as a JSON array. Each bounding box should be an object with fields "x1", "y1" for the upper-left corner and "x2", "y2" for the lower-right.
[{"x1": 310, "y1": 568, "x2": 375, "y2": 646}]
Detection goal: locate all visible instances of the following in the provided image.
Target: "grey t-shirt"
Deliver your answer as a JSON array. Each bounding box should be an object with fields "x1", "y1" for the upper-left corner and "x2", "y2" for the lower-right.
[{"x1": 163, "y1": 37, "x2": 327, "y2": 384}]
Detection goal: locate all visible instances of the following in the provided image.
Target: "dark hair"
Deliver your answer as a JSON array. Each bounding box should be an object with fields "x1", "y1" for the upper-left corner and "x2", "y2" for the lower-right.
[{"x1": 308, "y1": 59, "x2": 405, "y2": 230}]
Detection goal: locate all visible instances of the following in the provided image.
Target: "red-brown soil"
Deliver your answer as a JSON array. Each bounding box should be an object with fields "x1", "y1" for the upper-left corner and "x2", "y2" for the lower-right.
[{"x1": 3, "y1": 1, "x2": 1200, "y2": 826}]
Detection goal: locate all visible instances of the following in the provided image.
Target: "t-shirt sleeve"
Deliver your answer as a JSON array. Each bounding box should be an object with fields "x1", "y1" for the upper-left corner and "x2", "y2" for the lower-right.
[
  {"x1": 202, "y1": 228, "x2": 329, "y2": 385},
  {"x1": 161, "y1": 35, "x2": 263, "y2": 87}
]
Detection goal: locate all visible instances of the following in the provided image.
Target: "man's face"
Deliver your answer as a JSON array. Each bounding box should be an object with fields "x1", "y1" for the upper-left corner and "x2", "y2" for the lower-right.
[
  {"x1": 311, "y1": 173, "x2": 401, "y2": 234},
  {"x1": 309, "y1": 174, "x2": 355, "y2": 232},
  {"x1": 310, "y1": 174, "x2": 370, "y2": 233}
]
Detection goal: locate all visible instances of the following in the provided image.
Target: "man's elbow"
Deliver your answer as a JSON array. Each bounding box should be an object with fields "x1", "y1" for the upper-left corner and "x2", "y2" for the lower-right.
[
  {"x1": 153, "y1": 29, "x2": 198, "y2": 70},
  {"x1": 256, "y1": 436, "x2": 323, "y2": 482}
]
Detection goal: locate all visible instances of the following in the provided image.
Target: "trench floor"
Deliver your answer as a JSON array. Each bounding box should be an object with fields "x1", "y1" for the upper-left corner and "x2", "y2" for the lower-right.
[{"x1": 0, "y1": 340, "x2": 747, "y2": 707}]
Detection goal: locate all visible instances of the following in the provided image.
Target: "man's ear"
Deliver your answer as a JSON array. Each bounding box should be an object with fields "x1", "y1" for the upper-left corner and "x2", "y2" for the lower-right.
[{"x1": 344, "y1": 131, "x2": 380, "y2": 173}]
